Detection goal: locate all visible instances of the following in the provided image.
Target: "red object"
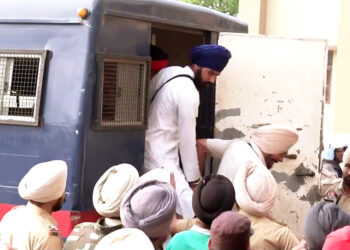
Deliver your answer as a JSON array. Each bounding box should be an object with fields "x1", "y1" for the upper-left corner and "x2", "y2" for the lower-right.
[
  {"x1": 0, "y1": 203, "x2": 100, "y2": 238},
  {"x1": 151, "y1": 59, "x2": 169, "y2": 72},
  {"x1": 322, "y1": 225, "x2": 350, "y2": 250}
]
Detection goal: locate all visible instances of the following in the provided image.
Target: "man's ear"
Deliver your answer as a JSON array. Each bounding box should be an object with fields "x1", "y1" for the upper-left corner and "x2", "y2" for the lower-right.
[
  {"x1": 208, "y1": 238, "x2": 211, "y2": 250},
  {"x1": 191, "y1": 64, "x2": 200, "y2": 73}
]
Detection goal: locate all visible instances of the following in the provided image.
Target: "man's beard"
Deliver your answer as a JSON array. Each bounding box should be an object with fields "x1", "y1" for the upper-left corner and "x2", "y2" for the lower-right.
[
  {"x1": 344, "y1": 175, "x2": 350, "y2": 186},
  {"x1": 52, "y1": 196, "x2": 65, "y2": 212},
  {"x1": 193, "y1": 69, "x2": 212, "y2": 91}
]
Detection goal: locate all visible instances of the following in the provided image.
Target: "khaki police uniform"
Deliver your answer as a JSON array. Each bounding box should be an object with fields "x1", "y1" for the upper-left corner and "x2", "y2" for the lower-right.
[
  {"x1": 240, "y1": 210, "x2": 299, "y2": 250},
  {"x1": 320, "y1": 169, "x2": 350, "y2": 214},
  {"x1": 0, "y1": 202, "x2": 62, "y2": 250},
  {"x1": 63, "y1": 218, "x2": 122, "y2": 250}
]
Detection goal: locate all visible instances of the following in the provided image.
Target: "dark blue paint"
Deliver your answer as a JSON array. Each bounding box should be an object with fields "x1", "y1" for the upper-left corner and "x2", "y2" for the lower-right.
[{"x1": 0, "y1": 0, "x2": 247, "y2": 212}]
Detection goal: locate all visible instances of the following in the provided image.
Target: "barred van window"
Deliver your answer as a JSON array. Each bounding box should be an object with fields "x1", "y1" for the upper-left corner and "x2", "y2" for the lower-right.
[
  {"x1": 0, "y1": 51, "x2": 47, "y2": 126},
  {"x1": 99, "y1": 57, "x2": 148, "y2": 128}
]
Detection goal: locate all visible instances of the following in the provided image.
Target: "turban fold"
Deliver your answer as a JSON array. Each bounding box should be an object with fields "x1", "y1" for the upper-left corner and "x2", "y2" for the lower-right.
[
  {"x1": 251, "y1": 124, "x2": 298, "y2": 154},
  {"x1": 93, "y1": 163, "x2": 139, "y2": 218},
  {"x1": 190, "y1": 44, "x2": 231, "y2": 72},
  {"x1": 323, "y1": 226, "x2": 350, "y2": 250},
  {"x1": 95, "y1": 228, "x2": 154, "y2": 250},
  {"x1": 140, "y1": 168, "x2": 171, "y2": 184},
  {"x1": 304, "y1": 202, "x2": 350, "y2": 250},
  {"x1": 210, "y1": 211, "x2": 252, "y2": 250},
  {"x1": 343, "y1": 147, "x2": 350, "y2": 165},
  {"x1": 234, "y1": 161, "x2": 277, "y2": 216},
  {"x1": 192, "y1": 175, "x2": 235, "y2": 226},
  {"x1": 18, "y1": 160, "x2": 67, "y2": 203},
  {"x1": 120, "y1": 180, "x2": 177, "y2": 239}
]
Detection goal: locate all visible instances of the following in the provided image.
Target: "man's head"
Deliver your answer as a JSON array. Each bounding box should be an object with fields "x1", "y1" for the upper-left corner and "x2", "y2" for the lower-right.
[
  {"x1": 190, "y1": 44, "x2": 231, "y2": 90},
  {"x1": 323, "y1": 133, "x2": 349, "y2": 163},
  {"x1": 120, "y1": 180, "x2": 177, "y2": 245},
  {"x1": 18, "y1": 160, "x2": 68, "y2": 205},
  {"x1": 251, "y1": 124, "x2": 299, "y2": 169},
  {"x1": 93, "y1": 163, "x2": 139, "y2": 219},
  {"x1": 234, "y1": 161, "x2": 277, "y2": 217},
  {"x1": 150, "y1": 45, "x2": 169, "y2": 78},
  {"x1": 209, "y1": 211, "x2": 252, "y2": 250},
  {"x1": 304, "y1": 202, "x2": 350, "y2": 250},
  {"x1": 342, "y1": 148, "x2": 350, "y2": 186},
  {"x1": 192, "y1": 175, "x2": 235, "y2": 227}
]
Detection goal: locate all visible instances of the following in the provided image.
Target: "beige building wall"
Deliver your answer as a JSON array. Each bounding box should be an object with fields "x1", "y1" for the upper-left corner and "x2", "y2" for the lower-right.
[
  {"x1": 238, "y1": 0, "x2": 349, "y2": 140},
  {"x1": 332, "y1": 0, "x2": 350, "y2": 133}
]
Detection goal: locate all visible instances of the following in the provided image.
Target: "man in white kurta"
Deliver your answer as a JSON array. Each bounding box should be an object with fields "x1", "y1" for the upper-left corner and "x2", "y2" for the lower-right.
[
  {"x1": 145, "y1": 44, "x2": 232, "y2": 218},
  {"x1": 197, "y1": 125, "x2": 299, "y2": 185}
]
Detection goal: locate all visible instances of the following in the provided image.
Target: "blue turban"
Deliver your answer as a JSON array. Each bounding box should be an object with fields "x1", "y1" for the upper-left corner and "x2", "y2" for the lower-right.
[{"x1": 190, "y1": 44, "x2": 231, "y2": 72}]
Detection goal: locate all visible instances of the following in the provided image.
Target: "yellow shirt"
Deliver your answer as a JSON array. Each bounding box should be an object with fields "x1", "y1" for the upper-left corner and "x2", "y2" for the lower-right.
[
  {"x1": 0, "y1": 202, "x2": 63, "y2": 250},
  {"x1": 240, "y1": 210, "x2": 299, "y2": 250}
]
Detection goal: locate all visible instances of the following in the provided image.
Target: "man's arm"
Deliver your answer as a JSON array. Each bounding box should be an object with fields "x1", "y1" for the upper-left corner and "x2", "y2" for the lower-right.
[
  {"x1": 196, "y1": 139, "x2": 233, "y2": 176},
  {"x1": 177, "y1": 87, "x2": 201, "y2": 183}
]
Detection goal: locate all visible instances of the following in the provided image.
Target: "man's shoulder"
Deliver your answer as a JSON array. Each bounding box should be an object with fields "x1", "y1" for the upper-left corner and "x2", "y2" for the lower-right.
[{"x1": 63, "y1": 222, "x2": 97, "y2": 250}]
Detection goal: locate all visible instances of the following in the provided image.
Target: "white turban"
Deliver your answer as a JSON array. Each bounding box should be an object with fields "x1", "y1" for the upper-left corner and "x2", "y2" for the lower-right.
[
  {"x1": 251, "y1": 124, "x2": 298, "y2": 154},
  {"x1": 18, "y1": 160, "x2": 67, "y2": 203},
  {"x1": 93, "y1": 163, "x2": 139, "y2": 217},
  {"x1": 140, "y1": 168, "x2": 171, "y2": 184},
  {"x1": 344, "y1": 147, "x2": 350, "y2": 165},
  {"x1": 234, "y1": 161, "x2": 277, "y2": 216},
  {"x1": 95, "y1": 228, "x2": 154, "y2": 250}
]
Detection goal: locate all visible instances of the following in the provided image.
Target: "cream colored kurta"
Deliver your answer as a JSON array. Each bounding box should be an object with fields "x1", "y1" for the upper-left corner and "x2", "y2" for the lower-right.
[
  {"x1": 0, "y1": 202, "x2": 63, "y2": 250},
  {"x1": 207, "y1": 139, "x2": 266, "y2": 184},
  {"x1": 240, "y1": 210, "x2": 299, "y2": 250}
]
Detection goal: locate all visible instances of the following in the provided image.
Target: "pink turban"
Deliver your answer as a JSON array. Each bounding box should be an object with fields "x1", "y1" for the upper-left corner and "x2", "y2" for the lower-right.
[
  {"x1": 234, "y1": 161, "x2": 277, "y2": 216},
  {"x1": 323, "y1": 226, "x2": 350, "y2": 250},
  {"x1": 251, "y1": 124, "x2": 298, "y2": 154},
  {"x1": 344, "y1": 147, "x2": 350, "y2": 165}
]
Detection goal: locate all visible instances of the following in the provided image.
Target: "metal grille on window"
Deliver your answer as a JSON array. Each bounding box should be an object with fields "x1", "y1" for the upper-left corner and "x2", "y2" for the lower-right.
[
  {"x1": 0, "y1": 51, "x2": 46, "y2": 126},
  {"x1": 101, "y1": 58, "x2": 147, "y2": 127}
]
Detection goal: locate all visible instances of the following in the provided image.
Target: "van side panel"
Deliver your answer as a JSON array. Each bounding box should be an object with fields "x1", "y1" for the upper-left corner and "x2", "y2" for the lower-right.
[{"x1": 0, "y1": 24, "x2": 90, "y2": 210}]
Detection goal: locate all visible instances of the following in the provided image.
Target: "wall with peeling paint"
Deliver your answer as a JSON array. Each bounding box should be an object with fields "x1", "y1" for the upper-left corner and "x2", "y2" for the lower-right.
[{"x1": 217, "y1": 34, "x2": 327, "y2": 237}]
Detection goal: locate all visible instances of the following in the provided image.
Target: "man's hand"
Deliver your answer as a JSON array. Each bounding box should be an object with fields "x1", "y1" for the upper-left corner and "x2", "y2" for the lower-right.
[
  {"x1": 188, "y1": 178, "x2": 201, "y2": 191},
  {"x1": 196, "y1": 139, "x2": 208, "y2": 176}
]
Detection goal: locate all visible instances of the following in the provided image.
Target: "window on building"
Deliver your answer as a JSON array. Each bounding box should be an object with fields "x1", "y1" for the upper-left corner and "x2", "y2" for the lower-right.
[
  {"x1": 325, "y1": 50, "x2": 334, "y2": 104},
  {"x1": 97, "y1": 56, "x2": 148, "y2": 128},
  {"x1": 0, "y1": 51, "x2": 47, "y2": 126}
]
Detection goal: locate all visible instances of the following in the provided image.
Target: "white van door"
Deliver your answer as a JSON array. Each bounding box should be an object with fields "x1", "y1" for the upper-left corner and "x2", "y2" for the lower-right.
[{"x1": 217, "y1": 33, "x2": 327, "y2": 237}]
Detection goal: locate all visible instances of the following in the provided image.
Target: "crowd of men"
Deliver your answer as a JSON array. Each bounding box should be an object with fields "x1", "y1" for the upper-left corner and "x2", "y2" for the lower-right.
[{"x1": 1, "y1": 44, "x2": 350, "y2": 250}]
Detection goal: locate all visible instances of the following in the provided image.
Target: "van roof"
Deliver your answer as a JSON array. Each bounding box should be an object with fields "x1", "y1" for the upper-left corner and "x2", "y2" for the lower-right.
[{"x1": 0, "y1": 0, "x2": 247, "y2": 33}]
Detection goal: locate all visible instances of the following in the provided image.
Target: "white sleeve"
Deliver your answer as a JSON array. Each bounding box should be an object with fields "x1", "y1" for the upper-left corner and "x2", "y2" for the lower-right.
[
  {"x1": 177, "y1": 87, "x2": 201, "y2": 182},
  {"x1": 206, "y1": 139, "x2": 233, "y2": 159}
]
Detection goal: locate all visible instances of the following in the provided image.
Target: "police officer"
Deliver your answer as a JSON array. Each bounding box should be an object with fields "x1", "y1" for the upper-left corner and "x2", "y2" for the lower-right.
[
  {"x1": 0, "y1": 160, "x2": 67, "y2": 249},
  {"x1": 321, "y1": 147, "x2": 350, "y2": 214},
  {"x1": 63, "y1": 164, "x2": 139, "y2": 250}
]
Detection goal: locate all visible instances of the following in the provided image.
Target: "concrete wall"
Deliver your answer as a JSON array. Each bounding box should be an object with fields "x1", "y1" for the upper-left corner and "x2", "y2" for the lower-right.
[
  {"x1": 217, "y1": 33, "x2": 327, "y2": 237},
  {"x1": 238, "y1": 0, "x2": 346, "y2": 141}
]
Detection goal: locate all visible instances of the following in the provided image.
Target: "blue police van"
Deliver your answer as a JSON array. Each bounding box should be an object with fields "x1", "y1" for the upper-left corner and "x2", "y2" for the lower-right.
[{"x1": 0, "y1": 0, "x2": 247, "y2": 236}]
